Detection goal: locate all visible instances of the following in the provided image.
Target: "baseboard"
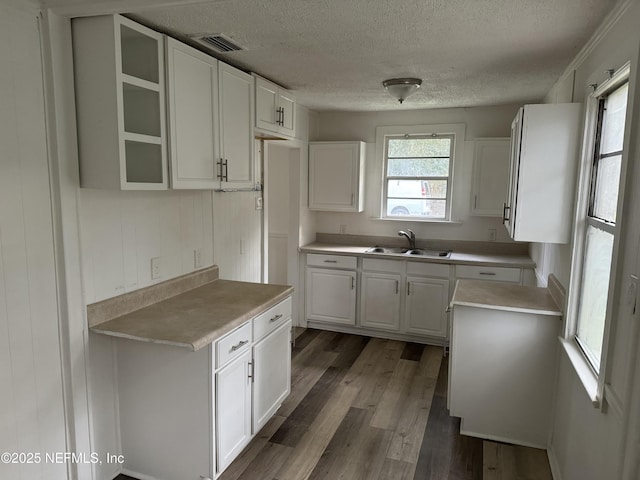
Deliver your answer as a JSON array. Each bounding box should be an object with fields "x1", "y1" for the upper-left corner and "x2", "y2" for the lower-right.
[
  {"x1": 307, "y1": 321, "x2": 447, "y2": 346},
  {"x1": 121, "y1": 468, "x2": 161, "y2": 480},
  {"x1": 547, "y1": 446, "x2": 562, "y2": 480}
]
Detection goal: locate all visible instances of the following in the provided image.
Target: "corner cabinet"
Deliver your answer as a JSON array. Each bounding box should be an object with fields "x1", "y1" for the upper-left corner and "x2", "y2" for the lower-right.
[
  {"x1": 504, "y1": 103, "x2": 581, "y2": 243},
  {"x1": 309, "y1": 141, "x2": 366, "y2": 212},
  {"x1": 254, "y1": 75, "x2": 296, "y2": 138},
  {"x1": 471, "y1": 138, "x2": 510, "y2": 216},
  {"x1": 72, "y1": 14, "x2": 168, "y2": 189},
  {"x1": 115, "y1": 297, "x2": 292, "y2": 480}
]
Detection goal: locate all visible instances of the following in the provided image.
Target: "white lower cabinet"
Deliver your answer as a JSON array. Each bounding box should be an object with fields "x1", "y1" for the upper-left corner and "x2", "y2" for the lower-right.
[
  {"x1": 216, "y1": 349, "x2": 252, "y2": 472},
  {"x1": 305, "y1": 254, "x2": 357, "y2": 325},
  {"x1": 360, "y1": 271, "x2": 401, "y2": 331},
  {"x1": 115, "y1": 296, "x2": 292, "y2": 480},
  {"x1": 253, "y1": 320, "x2": 292, "y2": 431},
  {"x1": 405, "y1": 276, "x2": 449, "y2": 337}
]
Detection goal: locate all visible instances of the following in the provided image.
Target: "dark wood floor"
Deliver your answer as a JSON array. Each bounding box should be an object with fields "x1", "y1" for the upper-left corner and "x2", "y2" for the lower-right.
[{"x1": 117, "y1": 328, "x2": 552, "y2": 480}]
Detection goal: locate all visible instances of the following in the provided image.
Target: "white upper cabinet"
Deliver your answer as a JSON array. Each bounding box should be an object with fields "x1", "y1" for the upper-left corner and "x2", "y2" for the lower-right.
[
  {"x1": 73, "y1": 15, "x2": 168, "y2": 189},
  {"x1": 166, "y1": 37, "x2": 219, "y2": 189},
  {"x1": 254, "y1": 76, "x2": 296, "y2": 138},
  {"x1": 471, "y1": 138, "x2": 510, "y2": 216},
  {"x1": 504, "y1": 103, "x2": 581, "y2": 243},
  {"x1": 166, "y1": 40, "x2": 255, "y2": 190},
  {"x1": 308, "y1": 141, "x2": 366, "y2": 212},
  {"x1": 218, "y1": 63, "x2": 255, "y2": 190}
]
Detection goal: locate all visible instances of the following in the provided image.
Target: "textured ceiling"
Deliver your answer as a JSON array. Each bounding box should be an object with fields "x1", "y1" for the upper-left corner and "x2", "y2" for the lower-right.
[{"x1": 68, "y1": 0, "x2": 619, "y2": 111}]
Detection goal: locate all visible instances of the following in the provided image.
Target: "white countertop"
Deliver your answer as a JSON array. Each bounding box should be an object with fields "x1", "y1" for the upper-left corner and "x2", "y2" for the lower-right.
[{"x1": 451, "y1": 279, "x2": 561, "y2": 316}]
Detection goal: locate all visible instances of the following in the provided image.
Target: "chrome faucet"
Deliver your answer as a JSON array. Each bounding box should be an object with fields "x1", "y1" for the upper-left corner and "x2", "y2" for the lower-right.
[{"x1": 398, "y1": 229, "x2": 416, "y2": 250}]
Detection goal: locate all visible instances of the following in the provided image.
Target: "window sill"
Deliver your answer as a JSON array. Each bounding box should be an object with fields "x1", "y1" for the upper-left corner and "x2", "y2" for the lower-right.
[
  {"x1": 372, "y1": 216, "x2": 463, "y2": 225},
  {"x1": 559, "y1": 337, "x2": 600, "y2": 407}
]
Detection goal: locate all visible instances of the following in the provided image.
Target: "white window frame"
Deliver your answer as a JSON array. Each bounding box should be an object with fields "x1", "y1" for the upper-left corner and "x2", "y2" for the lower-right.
[
  {"x1": 564, "y1": 63, "x2": 631, "y2": 409},
  {"x1": 375, "y1": 124, "x2": 465, "y2": 223}
]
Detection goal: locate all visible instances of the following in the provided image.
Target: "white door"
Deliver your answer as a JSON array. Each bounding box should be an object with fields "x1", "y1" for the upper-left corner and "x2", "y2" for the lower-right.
[
  {"x1": 405, "y1": 276, "x2": 449, "y2": 337},
  {"x1": 166, "y1": 37, "x2": 219, "y2": 189},
  {"x1": 253, "y1": 320, "x2": 292, "y2": 431},
  {"x1": 360, "y1": 272, "x2": 401, "y2": 331},
  {"x1": 255, "y1": 77, "x2": 279, "y2": 133},
  {"x1": 219, "y1": 63, "x2": 254, "y2": 189},
  {"x1": 306, "y1": 267, "x2": 356, "y2": 325},
  {"x1": 216, "y1": 349, "x2": 252, "y2": 472}
]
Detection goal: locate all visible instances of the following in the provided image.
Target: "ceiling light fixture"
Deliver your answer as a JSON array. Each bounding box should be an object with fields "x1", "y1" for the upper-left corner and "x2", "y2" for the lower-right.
[{"x1": 383, "y1": 78, "x2": 422, "y2": 104}]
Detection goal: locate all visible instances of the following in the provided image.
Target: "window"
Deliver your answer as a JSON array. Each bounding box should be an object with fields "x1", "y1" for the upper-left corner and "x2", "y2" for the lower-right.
[
  {"x1": 382, "y1": 134, "x2": 454, "y2": 220},
  {"x1": 574, "y1": 79, "x2": 629, "y2": 372}
]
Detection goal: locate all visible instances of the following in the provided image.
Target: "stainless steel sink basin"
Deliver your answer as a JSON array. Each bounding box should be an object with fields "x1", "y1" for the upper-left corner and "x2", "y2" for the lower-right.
[
  {"x1": 364, "y1": 246, "x2": 451, "y2": 258},
  {"x1": 364, "y1": 246, "x2": 408, "y2": 254}
]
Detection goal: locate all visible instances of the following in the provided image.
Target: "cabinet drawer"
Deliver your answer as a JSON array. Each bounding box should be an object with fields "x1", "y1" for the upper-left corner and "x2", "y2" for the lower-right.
[
  {"x1": 306, "y1": 253, "x2": 357, "y2": 269},
  {"x1": 455, "y1": 265, "x2": 521, "y2": 283},
  {"x1": 362, "y1": 258, "x2": 402, "y2": 273},
  {"x1": 216, "y1": 322, "x2": 252, "y2": 368},
  {"x1": 254, "y1": 297, "x2": 292, "y2": 342},
  {"x1": 407, "y1": 261, "x2": 451, "y2": 278}
]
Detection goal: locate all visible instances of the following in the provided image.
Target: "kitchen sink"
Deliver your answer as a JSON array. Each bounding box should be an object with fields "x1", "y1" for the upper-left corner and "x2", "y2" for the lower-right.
[{"x1": 364, "y1": 246, "x2": 451, "y2": 258}]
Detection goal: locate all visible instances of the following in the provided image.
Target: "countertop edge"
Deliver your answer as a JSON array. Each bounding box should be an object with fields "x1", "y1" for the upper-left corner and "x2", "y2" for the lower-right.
[
  {"x1": 451, "y1": 300, "x2": 562, "y2": 317},
  {"x1": 299, "y1": 244, "x2": 536, "y2": 268}
]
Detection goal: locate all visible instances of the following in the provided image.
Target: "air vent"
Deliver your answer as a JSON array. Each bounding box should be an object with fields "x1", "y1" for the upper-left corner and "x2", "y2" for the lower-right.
[{"x1": 191, "y1": 33, "x2": 244, "y2": 53}]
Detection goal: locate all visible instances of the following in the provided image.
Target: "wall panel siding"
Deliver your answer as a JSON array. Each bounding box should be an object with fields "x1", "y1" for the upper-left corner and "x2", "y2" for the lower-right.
[
  {"x1": 79, "y1": 190, "x2": 214, "y2": 303},
  {"x1": 0, "y1": 3, "x2": 68, "y2": 479},
  {"x1": 213, "y1": 190, "x2": 262, "y2": 282}
]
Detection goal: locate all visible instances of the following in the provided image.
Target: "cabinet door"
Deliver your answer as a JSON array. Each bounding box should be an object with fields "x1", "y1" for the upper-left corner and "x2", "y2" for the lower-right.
[
  {"x1": 253, "y1": 320, "x2": 292, "y2": 432},
  {"x1": 278, "y1": 89, "x2": 296, "y2": 137},
  {"x1": 504, "y1": 108, "x2": 523, "y2": 237},
  {"x1": 255, "y1": 77, "x2": 279, "y2": 133},
  {"x1": 306, "y1": 267, "x2": 356, "y2": 325},
  {"x1": 73, "y1": 15, "x2": 167, "y2": 190},
  {"x1": 166, "y1": 37, "x2": 219, "y2": 189},
  {"x1": 405, "y1": 276, "x2": 449, "y2": 337},
  {"x1": 309, "y1": 142, "x2": 364, "y2": 212},
  {"x1": 471, "y1": 139, "x2": 510, "y2": 216},
  {"x1": 216, "y1": 349, "x2": 252, "y2": 472},
  {"x1": 360, "y1": 272, "x2": 401, "y2": 331},
  {"x1": 219, "y1": 63, "x2": 254, "y2": 189}
]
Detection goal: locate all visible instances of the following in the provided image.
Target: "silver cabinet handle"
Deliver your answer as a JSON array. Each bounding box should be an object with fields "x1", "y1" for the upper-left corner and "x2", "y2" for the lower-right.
[
  {"x1": 351, "y1": 276, "x2": 355, "y2": 290},
  {"x1": 479, "y1": 272, "x2": 497, "y2": 276},
  {"x1": 223, "y1": 159, "x2": 229, "y2": 182},
  {"x1": 395, "y1": 280, "x2": 399, "y2": 294},
  {"x1": 407, "y1": 281, "x2": 411, "y2": 296},
  {"x1": 502, "y1": 203, "x2": 511, "y2": 224},
  {"x1": 248, "y1": 361, "x2": 254, "y2": 382},
  {"x1": 230, "y1": 339, "x2": 248, "y2": 352},
  {"x1": 217, "y1": 159, "x2": 224, "y2": 181},
  {"x1": 474, "y1": 195, "x2": 478, "y2": 209},
  {"x1": 270, "y1": 314, "x2": 283, "y2": 323},
  {"x1": 324, "y1": 260, "x2": 338, "y2": 263}
]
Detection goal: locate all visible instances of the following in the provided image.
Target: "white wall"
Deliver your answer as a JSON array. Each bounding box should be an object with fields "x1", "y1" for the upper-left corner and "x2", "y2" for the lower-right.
[
  {"x1": 536, "y1": 1, "x2": 640, "y2": 478},
  {"x1": 0, "y1": 3, "x2": 68, "y2": 479},
  {"x1": 314, "y1": 105, "x2": 520, "y2": 242}
]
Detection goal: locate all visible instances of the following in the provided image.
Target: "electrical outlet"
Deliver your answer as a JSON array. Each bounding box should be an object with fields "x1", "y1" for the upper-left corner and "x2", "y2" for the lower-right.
[
  {"x1": 339, "y1": 224, "x2": 347, "y2": 234},
  {"x1": 194, "y1": 248, "x2": 203, "y2": 268},
  {"x1": 488, "y1": 229, "x2": 497, "y2": 242},
  {"x1": 151, "y1": 257, "x2": 161, "y2": 279},
  {"x1": 255, "y1": 196, "x2": 263, "y2": 210}
]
